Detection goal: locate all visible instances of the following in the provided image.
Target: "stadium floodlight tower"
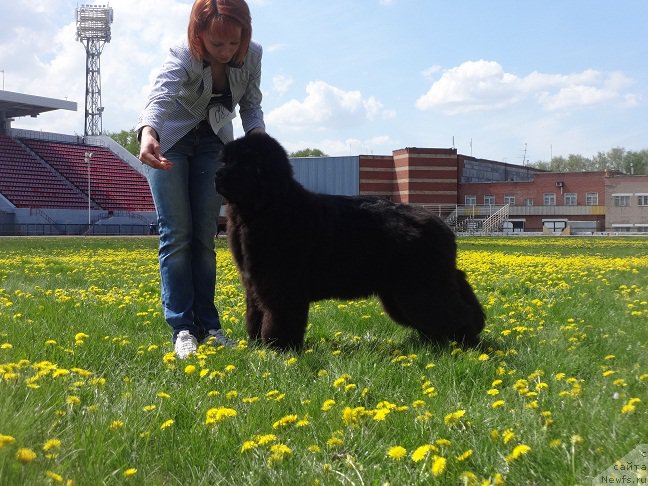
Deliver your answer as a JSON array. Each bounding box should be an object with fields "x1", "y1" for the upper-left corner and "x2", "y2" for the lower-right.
[{"x1": 75, "y1": 4, "x2": 113, "y2": 136}]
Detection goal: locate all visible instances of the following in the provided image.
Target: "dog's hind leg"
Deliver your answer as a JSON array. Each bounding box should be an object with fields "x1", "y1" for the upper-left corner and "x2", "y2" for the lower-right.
[{"x1": 260, "y1": 301, "x2": 310, "y2": 351}]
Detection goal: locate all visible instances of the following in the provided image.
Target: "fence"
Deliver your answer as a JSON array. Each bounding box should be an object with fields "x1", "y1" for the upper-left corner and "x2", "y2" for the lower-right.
[{"x1": 0, "y1": 223, "x2": 154, "y2": 236}]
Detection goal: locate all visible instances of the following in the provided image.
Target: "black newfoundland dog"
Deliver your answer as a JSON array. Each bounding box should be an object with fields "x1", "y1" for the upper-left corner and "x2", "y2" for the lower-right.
[{"x1": 216, "y1": 133, "x2": 485, "y2": 351}]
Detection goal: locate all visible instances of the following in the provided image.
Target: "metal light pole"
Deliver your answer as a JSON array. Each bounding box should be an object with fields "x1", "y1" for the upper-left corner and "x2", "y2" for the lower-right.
[
  {"x1": 76, "y1": 5, "x2": 113, "y2": 136},
  {"x1": 85, "y1": 151, "x2": 93, "y2": 229}
]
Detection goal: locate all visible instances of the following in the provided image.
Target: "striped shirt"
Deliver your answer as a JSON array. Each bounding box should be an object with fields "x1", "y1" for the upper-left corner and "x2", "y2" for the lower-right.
[{"x1": 137, "y1": 40, "x2": 265, "y2": 153}]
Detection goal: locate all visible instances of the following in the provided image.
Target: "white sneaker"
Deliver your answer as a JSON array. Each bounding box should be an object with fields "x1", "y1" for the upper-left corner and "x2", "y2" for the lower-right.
[
  {"x1": 174, "y1": 330, "x2": 198, "y2": 359},
  {"x1": 203, "y1": 329, "x2": 236, "y2": 348}
]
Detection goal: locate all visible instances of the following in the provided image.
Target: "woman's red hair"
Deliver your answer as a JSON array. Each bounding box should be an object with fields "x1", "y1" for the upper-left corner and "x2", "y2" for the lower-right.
[{"x1": 188, "y1": 0, "x2": 252, "y2": 66}]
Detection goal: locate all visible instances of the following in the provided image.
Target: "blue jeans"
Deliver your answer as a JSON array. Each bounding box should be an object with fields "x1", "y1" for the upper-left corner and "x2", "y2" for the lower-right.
[{"x1": 145, "y1": 121, "x2": 224, "y2": 342}]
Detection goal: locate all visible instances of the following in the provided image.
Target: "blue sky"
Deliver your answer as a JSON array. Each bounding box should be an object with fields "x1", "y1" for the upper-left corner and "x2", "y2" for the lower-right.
[{"x1": 1, "y1": 0, "x2": 646, "y2": 164}]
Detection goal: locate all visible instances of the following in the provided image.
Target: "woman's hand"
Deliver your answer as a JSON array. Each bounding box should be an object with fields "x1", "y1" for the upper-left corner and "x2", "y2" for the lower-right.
[{"x1": 139, "y1": 126, "x2": 173, "y2": 170}]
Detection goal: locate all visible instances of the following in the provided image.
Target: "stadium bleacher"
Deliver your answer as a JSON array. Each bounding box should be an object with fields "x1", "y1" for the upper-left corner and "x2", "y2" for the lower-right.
[
  {"x1": 0, "y1": 134, "x2": 90, "y2": 209},
  {"x1": 20, "y1": 138, "x2": 155, "y2": 212}
]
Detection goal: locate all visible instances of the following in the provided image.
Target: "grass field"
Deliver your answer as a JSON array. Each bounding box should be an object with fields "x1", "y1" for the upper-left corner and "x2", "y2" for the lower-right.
[{"x1": 0, "y1": 236, "x2": 646, "y2": 485}]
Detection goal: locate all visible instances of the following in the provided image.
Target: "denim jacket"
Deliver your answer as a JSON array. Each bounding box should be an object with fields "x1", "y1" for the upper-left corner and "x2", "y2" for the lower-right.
[{"x1": 137, "y1": 40, "x2": 265, "y2": 153}]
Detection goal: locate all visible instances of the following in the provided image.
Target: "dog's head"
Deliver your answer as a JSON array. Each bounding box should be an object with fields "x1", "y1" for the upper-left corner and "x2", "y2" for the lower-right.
[{"x1": 216, "y1": 133, "x2": 294, "y2": 207}]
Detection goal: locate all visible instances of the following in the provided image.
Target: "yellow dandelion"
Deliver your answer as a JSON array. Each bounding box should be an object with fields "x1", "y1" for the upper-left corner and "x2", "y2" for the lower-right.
[
  {"x1": 321, "y1": 399, "x2": 336, "y2": 411},
  {"x1": 160, "y1": 419, "x2": 175, "y2": 430},
  {"x1": 45, "y1": 471, "x2": 64, "y2": 483},
  {"x1": 491, "y1": 400, "x2": 506, "y2": 409},
  {"x1": 0, "y1": 434, "x2": 17, "y2": 448},
  {"x1": 505, "y1": 444, "x2": 531, "y2": 462},
  {"x1": 16, "y1": 447, "x2": 37, "y2": 463},
  {"x1": 411, "y1": 444, "x2": 435, "y2": 462},
  {"x1": 110, "y1": 420, "x2": 125, "y2": 430},
  {"x1": 123, "y1": 468, "x2": 137, "y2": 477},
  {"x1": 478, "y1": 353, "x2": 489, "y2": 361},
  {"x1": 43, "y1": 438, "x2": 62, "y2": 451},
  {"x1": 157, "y1": 392, "x2": 171, "y2": 399},
  {"x1": 65, "y1": 395, "x2": 81, "y2": 406},
  {"x1": 255, "y1": 434, "x2": 277, "y2": 445},
  {"x1": 308, "y1": 445, "x2": 321, "y2": 453},
  {"x1": 487, "y1": 388, "x2": 500, "y2": 395},
  {"x1": 269, "y1": 443, "x2": 292, "y2": 462},
  {"x1": 205, "y1": 407, "x2": 237, "y2": 425},
  {"x1": 143, "y1": 405, "x2": 157, "y2": 412},
  {"x1": 272, "y1": 414, "x2": 298, "y2": 429},
  {"x1": 443, "y1": 409, "x2": 465, "y2": 426},
  {"x1": 502, "y1": 429, "x2": 515, "y2": 444},
  {"x1": 184, "y1": 364, "x2": 197, "y2": 375},
  {"x1": 455, "y1": 449, "x2": 473, "y2": 462},
  {"x1": 431, "y1": 455, "x2": 446, "y2": 476},
  {"x1": 386, "y1": 446, "x2": 407, "y2": 460},
  {"x1": 326, "y1": 437, "x2": 344, "y2": 448},
  {"x1": 241, "y1": 440, "x2": 257, "y2": 452}
]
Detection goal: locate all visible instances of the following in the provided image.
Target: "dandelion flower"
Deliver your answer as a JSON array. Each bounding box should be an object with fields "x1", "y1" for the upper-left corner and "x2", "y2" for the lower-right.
[
  {"x1": 184, "y1": 365, "x2": 196, "y2": 375},
  {"x1": 491, "y1": 400, "x2": 506, "y2": 409},
  {"x1": 455, "y1": 449, "x2": 473, "y2": 462},
  {"x1": 269, "y1": 443, "x2": 292, "y2": 462},
  {"x1": 123, "y1": 468, "x2": 137, "y2": 477},
  {"x1": 411, "y1": 444, "x2": 435, "y2": 462},
  {"x1": 110, "y1": 420, "x2": 125, "y2": 430},
  {"x1": 16, "y1": 447, "x2": 37, "y2": 463},
  {"x1": 272, "y1": 414, "x2": 298, "y2": 429},
  {"x1": 205, "y1": 407, "x2": 237, "y2": 425},
  {"x1": 160, "y1": 419, "x2": 175, "y2": 430},
  {"x1": 0, "y1": 434, "x2": 17, "y2": 448},
  {"x1": 241, "y1": 441, "x2": 257, "y2": 452},
  {"x1": 43, "y1": 439, "x2": 61, "y2": 451},
  {"x1": 321, "y1": 399, "x2": 336, "y2": 411},
  {"x1": 443, "y1": 409, "x2": 465, "y2": 426},
  {"x1": 45, "y1": 471, "x2": 64, "y2": 483},
  {"x1": 431, "y1": 455, "x2": 446, "y2": 476},
  {"x1": 505, "y1": 444, "x2": 531, "y2": 462},
  {"x1": 386, "y1": 446, "x2": 407, "y2": 460}
]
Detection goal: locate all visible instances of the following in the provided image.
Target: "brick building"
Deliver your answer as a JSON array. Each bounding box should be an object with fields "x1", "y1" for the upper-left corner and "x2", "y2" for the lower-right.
[{"x1": 294, "y1": 147, "x2": 647, "y2": 234}]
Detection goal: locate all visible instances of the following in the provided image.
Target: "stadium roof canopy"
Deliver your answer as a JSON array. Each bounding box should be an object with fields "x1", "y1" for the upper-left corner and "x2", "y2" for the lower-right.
[{"x1": 0, "y1": 90, "x2": 76, "y2": 119}]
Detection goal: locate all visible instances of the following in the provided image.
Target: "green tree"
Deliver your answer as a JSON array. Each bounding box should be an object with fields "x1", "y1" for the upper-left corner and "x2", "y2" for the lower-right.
[
  {"x1": 106, "y1": 128, "x2": 139, "y2": 156},
  {"x1": 289, "y1": 148, "x2": 327, "y2": 157},
  {"x1": 530, "y1": 147, "x2": 647, "y2": 175}
]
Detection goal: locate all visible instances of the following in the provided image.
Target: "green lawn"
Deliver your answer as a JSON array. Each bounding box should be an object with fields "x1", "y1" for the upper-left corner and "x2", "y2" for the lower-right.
[{"x1": 0, "y1": 236, "x2": 646, "y2": 485}]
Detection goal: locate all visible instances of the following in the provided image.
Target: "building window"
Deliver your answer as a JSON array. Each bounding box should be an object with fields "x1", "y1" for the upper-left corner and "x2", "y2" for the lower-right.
[
  {"x1": 564, "y1": 193, "x2": 577, "y2": 206},
  {"x1": 637, "y1": 195, "x2": 648, "y2": 206},
  {"x1": 543, "y1": 193, "x2": 556, "y2": 206},
  {"x1": 524, "y1": 198, "x2": 534, "y2": 206},
  {"x1": 614, "y1": 195, "x2": 630, "y2": 207},
  {"x1": 504, "y1": 195, "x2": 515, "y2": 205},
  {"x1": 465, "y1": 195, "x2": 476, "y2": 205},
  {"x1": 586, "y1": 192, "x2": 598, "y2": 205},
  {"x1": 484, "y1": 195, "x2": 495, "y2": 205}
]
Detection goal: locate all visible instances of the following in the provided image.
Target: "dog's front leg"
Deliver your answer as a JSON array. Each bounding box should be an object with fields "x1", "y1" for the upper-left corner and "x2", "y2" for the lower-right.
[
  {"x1": 260, "y1": 301, "x2": 309, "y2": 351},
  {"x1": 245, "y1": 291, "x2": 264, "y2": 341}
]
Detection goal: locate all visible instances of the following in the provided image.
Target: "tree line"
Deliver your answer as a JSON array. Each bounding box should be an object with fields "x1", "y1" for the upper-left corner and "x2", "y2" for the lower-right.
[
  {"x1": 107, "y1": 129, "x2": 645, "y2": 175},
  {"x1": 528, "y1": 147, "x2": 647, "y2": 175}
]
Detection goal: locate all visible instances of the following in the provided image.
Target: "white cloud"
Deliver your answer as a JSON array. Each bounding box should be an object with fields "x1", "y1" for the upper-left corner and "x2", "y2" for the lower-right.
[
  {"x1": 272, "y1": 74, "x2": 293, "y2": 96},
  {"x1": 283, "y1": 135, "x2": 395, "y2": 157},
  {"x1": 266, "y1": 80, "x2": 394, "y2": 131},
  {"x1": 416, "y1": 60, "x2": 637, "y2": 115}
]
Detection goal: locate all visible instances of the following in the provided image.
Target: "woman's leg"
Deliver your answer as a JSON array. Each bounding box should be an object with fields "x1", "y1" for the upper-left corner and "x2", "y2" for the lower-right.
[
  {"x1": 146, "y1": 132, "x2": 200, "y2": 342},
  {"x1": 188, "y1": 123, "x2": 224, "y2": 340}
]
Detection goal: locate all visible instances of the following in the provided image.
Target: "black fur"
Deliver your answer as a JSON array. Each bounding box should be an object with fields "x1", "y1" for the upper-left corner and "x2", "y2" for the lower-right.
[{"x1": 216, "y1": 133, "x2": 485, "y2": 350}]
